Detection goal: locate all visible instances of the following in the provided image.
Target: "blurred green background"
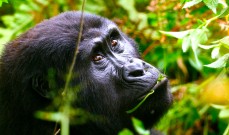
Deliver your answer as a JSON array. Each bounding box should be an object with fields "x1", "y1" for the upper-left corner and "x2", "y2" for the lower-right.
[{"x1": 0, "y1": 0, "x2": 228, "y2": 135}]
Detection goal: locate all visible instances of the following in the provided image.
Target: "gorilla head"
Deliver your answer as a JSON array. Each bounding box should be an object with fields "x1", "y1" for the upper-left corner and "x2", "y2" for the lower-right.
[{"x1": 0, "y1": 11, "x2": 172, "y2": 135}]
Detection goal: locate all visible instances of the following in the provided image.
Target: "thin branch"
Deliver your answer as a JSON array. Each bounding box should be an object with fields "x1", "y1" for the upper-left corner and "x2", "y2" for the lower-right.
[
  {"x1": 62, "y1": 0, "x2": 86, "y2": 96},
  {"x1": 53, "y1": 1, "x2": 86, "y2": 134}
]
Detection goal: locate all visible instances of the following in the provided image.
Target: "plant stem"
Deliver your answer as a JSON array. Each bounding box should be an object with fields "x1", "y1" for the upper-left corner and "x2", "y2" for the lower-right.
[{"x1": 126, "y1": 90, "x2": 155, "y2": 114}]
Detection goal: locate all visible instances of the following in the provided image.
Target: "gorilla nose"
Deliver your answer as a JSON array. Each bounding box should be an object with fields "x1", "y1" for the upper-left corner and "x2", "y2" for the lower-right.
[{"x1": 124, "y1": 58, "x2": 145, "y2": 77}]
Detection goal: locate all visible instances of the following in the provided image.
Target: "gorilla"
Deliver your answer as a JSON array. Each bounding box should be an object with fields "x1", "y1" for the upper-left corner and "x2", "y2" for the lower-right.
[{"x1": 0, "y1": 11, "x2": 172, "y2": 135}]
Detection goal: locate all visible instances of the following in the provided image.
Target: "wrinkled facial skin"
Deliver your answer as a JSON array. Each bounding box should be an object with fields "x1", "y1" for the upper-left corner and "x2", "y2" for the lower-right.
[{"x1": 0, "y1": 11, "x2": 172, "y2": 135}]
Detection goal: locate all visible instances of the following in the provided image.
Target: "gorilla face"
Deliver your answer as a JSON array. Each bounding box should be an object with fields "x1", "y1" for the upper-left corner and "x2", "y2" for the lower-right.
[{"x1": 0, "y1": 11, "x2": 172, "y2": 135}]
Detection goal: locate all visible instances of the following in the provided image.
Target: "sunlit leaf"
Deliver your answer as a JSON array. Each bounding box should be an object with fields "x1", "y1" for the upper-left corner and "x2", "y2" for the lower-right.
[
  {"x1": 203, "y1": 0, "x2": 218, "y2": 14},
  {"x1": 217, "y1": 7, "x2": 229, "y2": 18},
  {"x1": 132, "y1": 117, "x2": 150, "y2": 135},
  {"x1": 183, "y1": 0, "x2": 202, "y2": 8},
  {"x1": 159, "y1": 30, "x2": 191, "y2": 39},
  {"x1": 118, "y1": 129, "x2": 134, "y2": 135},
  {"x1": 182, "y1": 36, "x2": 191, "y2": 52},
  {"x1": 0, "y1": 0, "x2": 8, "y2": 7},
  {"x1": 0, "y1": 28, "x2": 13, "y2": 46},
  {"x1": 118, "y1": 0, "x2": 137, "y2": 20},
  {"x1": 212, "y1": 36, "x2": 229, "y2": 48},
  {"x1": 35, "y1": 111, "x2": 63, "y2": 122},
  {"x1": 219, "y1": 109, "x2": 229, "y2": 119},
  {"x1": 190, "y1": 28, "x2": 208, "y2": 47},
  {"x1": 27, "y1": 0, "x2": 40, "y2": 11},
  {"x1": 198, "y1": 44, "x2": 219, "y2": 49},
  {"x1": 188, "y1": 29, "x2": 207, "y2": 70},
  {"x1": 211, "y1": 104, "x2": 228, "y2": 109},
  {"x1": 19, "y1": 4, "x2": 33, "y2": 12},
  {"x1": 118, "y1": 0, "x2": 147, "y2": 29},
  {"x1": 220, "y1": 36, "x2": 229, "y2": 49},
  {"x1": 189, "y1": 56, "x2": 203, "y2": 70},
  {"x1": 211, "y1": 46, "x2": 220, "y2": 59},
  {"x1": 1, "y1": 15, "x2": 15, "y2": 28},
  {"x1": 205, "y1": 54, "x2": 229, "y2": 68},
  {"x1": 84, "y1": 0, "x2": 106, "y2": 14}
]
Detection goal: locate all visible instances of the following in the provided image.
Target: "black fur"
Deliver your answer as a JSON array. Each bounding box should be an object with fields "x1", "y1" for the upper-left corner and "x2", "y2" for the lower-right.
[{"x1": 0, "y1": 11, "x2": 172, "y2": 135}]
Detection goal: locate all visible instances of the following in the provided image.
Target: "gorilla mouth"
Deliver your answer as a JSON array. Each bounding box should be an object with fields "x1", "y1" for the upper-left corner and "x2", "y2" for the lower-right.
[
  {"x1": 126, "y1": 76, "x2": 168, "y2": 114},
  {"x1": 151, "y1": 77, "x2": 168, "y2": 94}
]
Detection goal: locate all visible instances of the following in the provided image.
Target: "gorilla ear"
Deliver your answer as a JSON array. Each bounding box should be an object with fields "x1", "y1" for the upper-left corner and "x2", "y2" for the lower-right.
[{"x1": 32, "y1": 75, "x2": 51, "y2": 98}]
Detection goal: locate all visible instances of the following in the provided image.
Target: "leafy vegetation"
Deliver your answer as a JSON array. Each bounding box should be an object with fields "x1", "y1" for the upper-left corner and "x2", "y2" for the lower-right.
[{"x1": 0, "y1": 0, "x2": 228, "y2": 135}]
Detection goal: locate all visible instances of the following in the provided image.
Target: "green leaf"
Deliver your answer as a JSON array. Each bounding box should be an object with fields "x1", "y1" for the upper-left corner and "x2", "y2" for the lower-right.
[
  {"x1": 217, "y1": 7, "x2": 229, "y2": 18},
  {"x1": 211, "y1": 36, "x2": 229, "y2": 49},
  {"x1": 0, "y1": 0, "x2": 8, "y2": 7},
  {"x1": 118, "y1": 0, "x2": 147, "y2": 29},
  {"x1": 159, "y1": 30, "x2": 191, "y2": 39},
  {"x1": 220, "y1": 36, "x2": 229, "y2": 49},
  {"x1": 183, "y1": 0, "x2": 202, "y2": 8},
  {"x1": 118, "y1": 0, "x2": 137, "y2": 21},
  {"x1": 189, "y1": 55, "x2": 203, "y2": 70},
  {"x1": 203, "y1": 0, "x2": 219, "y2": 14},
  {"x1": 198, "y1": 44, "x2": 219, "y2": 49},
  {"x1": 211, "y1": 104, "x2": 228, "y2": 109},
  {"x1": 190, "y1": 28, "x2": 208, "y2": 46},
  {"x1": 0, "y1": 28, "x2": 13, "y2": 45},
  {"x1": 205, "y1": 54, "x2": 229, "y2": 68},
  {"x1": 35, "y1": 111, "x2": 63, "y2": 122},
  {"x1": 118, "y1": 129, "x2": 134, "y2": 135},
  {"x1": 132, "y1": 117, "x2": 150, "y2": 135},
  {"x1": 219, "y1": 109, "x2": 229, "y2": 119},
  {"x1": 182, "y1": 36, "x2": 191, "y2": 52},
  {"x1": 211, "y1": 46, "x2": 220, "y2": 59},
  {"x1": 189, "y1": 29, "x2": 208, "y2": 70},
  {"x1": 19, "y1": 4, "x2": 33, "y2": 12}
]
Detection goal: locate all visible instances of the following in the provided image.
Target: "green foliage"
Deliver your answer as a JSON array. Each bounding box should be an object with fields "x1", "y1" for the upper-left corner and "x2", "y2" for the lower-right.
[
  {"x1": 118, "y1": 128, "x2": 134, "y2": 135},
  {"x1": 203, "y1": 0, "x2": 218, "y2": 13},
  {"x1": 183, "y1": 0, "x2": 202, "y2": 9},
  {"x1": 132, "y1": 117, "x2": 150, "y2": 135},
  {"x1": 205, "y1": 54, "x2": 228, "y2": 68},
  {"x1": 160, "y1": 5, "x2": 229, "y2": 70},
  {"x1": 119, "y1": 117, "x2": 150, "y2": 135},
  {"x1": 183, "y1": 0, "x2": 220, "y2": 13},
  {"x1": 0, "y1": 0, "x2": 8, "y2": 7}
]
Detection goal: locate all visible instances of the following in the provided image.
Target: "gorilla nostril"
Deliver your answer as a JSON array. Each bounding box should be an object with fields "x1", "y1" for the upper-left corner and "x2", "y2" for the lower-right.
[{"x1": 129, "y1": 70, "x2": 144, "y2": 77}]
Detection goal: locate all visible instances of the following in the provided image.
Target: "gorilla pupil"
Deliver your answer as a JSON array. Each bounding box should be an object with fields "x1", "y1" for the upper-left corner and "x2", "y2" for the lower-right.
[
  {"x1": 111, "y1": 39, "x2": 118, "y2": 47},
  {"x1": 93, "y1": 54, "x2": 103, "y2": 61}
]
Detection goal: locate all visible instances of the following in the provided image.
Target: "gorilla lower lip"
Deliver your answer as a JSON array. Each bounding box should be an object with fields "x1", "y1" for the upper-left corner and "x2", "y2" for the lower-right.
[{"x1": 153, "y1": 77, "x2": 168, "y2": 91}]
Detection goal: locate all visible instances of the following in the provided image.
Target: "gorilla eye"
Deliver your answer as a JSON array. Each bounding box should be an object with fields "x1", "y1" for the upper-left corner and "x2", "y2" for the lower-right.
[
  {"x1": 111, "y1": 39, "x2": 118, "y2": 47},
  {"x1": 92, "y1": 54, "x2": 104, "y2": 62}
]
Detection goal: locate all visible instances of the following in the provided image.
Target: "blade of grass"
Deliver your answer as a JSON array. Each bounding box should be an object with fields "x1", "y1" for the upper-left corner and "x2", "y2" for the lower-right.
[{"x1": 126, "y1": 90, "x2": 154, "y2": 114}]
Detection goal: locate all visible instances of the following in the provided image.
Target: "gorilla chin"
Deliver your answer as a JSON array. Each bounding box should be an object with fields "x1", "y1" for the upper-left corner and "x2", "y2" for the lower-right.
[
  {"x1": 0, "y1": 11, "x2": 173, "y2": 135},
  {"x1": 130, "y1": 78, "x2": 172, "y2": 129}
]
